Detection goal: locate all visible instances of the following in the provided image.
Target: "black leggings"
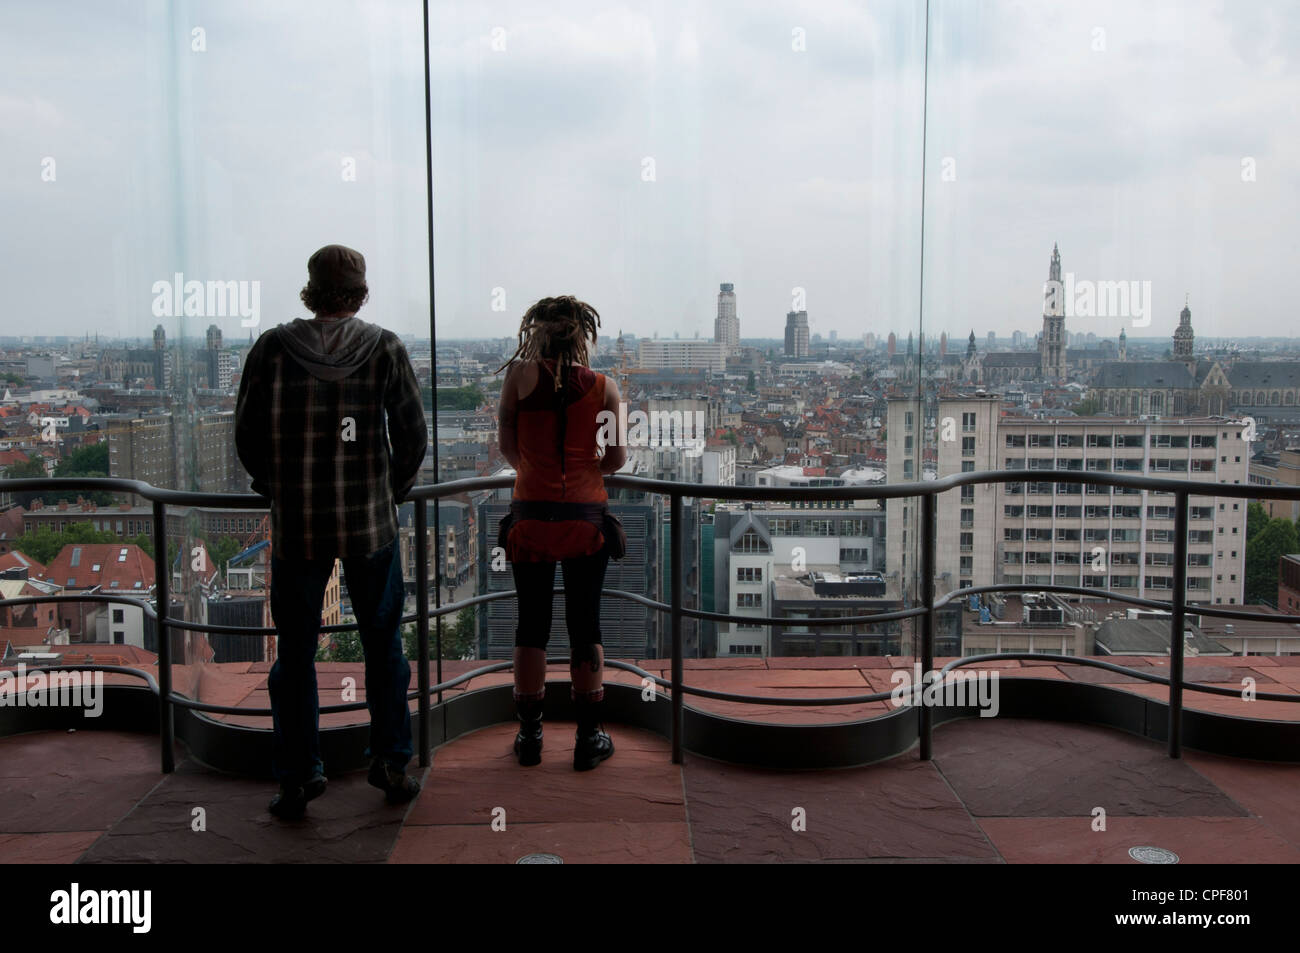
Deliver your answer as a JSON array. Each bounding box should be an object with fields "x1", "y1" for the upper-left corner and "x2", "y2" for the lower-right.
[{"x1": 511, "y1": 550, "x2": 609, "y2": 654}]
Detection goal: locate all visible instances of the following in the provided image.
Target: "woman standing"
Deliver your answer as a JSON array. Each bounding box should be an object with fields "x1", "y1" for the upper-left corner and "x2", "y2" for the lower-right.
[{"x1": 497, "y1": 296, "x2": 627, "y2": 769}]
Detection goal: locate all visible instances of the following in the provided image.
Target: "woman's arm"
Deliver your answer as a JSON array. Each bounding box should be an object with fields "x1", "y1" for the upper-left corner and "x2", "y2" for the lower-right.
[
  {"x1": 498, "y1": 363, "x2": 521, "y2": 469},
  {"x1": 599, "y1": 374, "x2": 627, "y2": 474}
]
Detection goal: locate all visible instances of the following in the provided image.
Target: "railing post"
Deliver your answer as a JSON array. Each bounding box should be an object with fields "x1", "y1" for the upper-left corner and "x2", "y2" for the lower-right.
[
  {"x1": 152, "y1": 500, "x2": 174, "y2": 773},
  {"x1": 415, "y1": 498, "x2": 431, "y2": 767},
  {"x1": 670, "y1": 491, "x2": 683, "y2": 765},
  {"x1": 1169, "y1": 489, "x2": 1189, "y2": 758},
  {"x1": 919, "y1": 491, "x2": 937, "y2": 760}
]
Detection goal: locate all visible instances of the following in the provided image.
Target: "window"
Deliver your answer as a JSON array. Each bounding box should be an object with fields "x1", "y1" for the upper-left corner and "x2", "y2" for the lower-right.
[
  {"x1": 1004, "y1": 528, "x2": 1022, "y2": 541},
  {"x1": 961, "y1": 436, "x2": 975, "y2": 457},
  {"x1": 735, "y1": 531, "x2": 769, "y2": 554},
  {"x1": 1005, "y1": 434, "x2": 1025, "y2": 448},
  {"x1": 962, "y1": 412, "x2": 976, "y2": 432},
  {"x1": 1086, "y1": 434, "x2": 1112, "y2": 448},
  {"x1": 737, "y1": 593, "x2": 763, "y2": 608},
  {"x1": 736, "y1": 567, "x2": 763, "y2": 583},
  {"x1": 112, "y1": 609, "x2": 124, "y2": 623}
]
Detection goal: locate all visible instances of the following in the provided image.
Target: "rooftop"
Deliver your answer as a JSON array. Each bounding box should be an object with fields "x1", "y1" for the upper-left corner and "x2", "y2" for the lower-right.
[{"x1": 2, "y1": 655, "x2": 1297, "y2": 864}]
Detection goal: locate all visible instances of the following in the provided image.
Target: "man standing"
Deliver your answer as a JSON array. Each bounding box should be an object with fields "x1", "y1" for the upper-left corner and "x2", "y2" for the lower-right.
[{"x1": 236, "y1": 244, "x2": 428, "y2": 819}]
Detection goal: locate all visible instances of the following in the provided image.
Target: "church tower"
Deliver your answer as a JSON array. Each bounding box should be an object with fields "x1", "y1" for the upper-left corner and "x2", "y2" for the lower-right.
[
  {"x1": 1173, "y1": 297, "x2": 1194, "y2": 370},
  {"x1": 1039, "y1": 243, "x2": 1067, "y2": 380},
  {"x1": 966, "y1": 329, "x2": 977, "y2": 360},
  {"x1": 1118, "y1": 327, "x2": 1127, "y2": 361}
]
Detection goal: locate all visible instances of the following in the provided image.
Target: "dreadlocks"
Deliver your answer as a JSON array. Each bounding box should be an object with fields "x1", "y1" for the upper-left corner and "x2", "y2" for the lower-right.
[
  {"x1": 498, "y1": 296, "x2": 602, "y2": 477},
  {"x1": 497, "y1": 295, "x2": 601, "y2": 390}
]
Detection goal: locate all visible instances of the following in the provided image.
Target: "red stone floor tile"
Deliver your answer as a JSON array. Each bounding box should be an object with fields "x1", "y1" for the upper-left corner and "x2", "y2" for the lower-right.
[
  {"x1": 0, "y1": 732, "x2": 169, "y2": 834},
  {"x1": 682, "y1": 753, "x2": 997, "y2": 863},
  {"x1": 0, "y1": 831, "x2": 102, "y2": 863},
  {"x1": 389, "y1": 820, "x2": 693, "y2": 864},
  {"x1": 932, "y1": 718, "x2": 1245, "y2": 818},
  {"x1": 407, "y1": 725, "x2": 684, "y2": 827},
  {"x1": 78, "y1": 761, "x2": 422, "y2": 863},
  {"x1": 764, "y1": 656, "x2": 900, "y2": 670},
  {"x1": 978, "y1": 816, "x2": 1300, "y2": 864},
  {"x1": 1184, "y1": 751, "x2": 1300, "y2": 851}
]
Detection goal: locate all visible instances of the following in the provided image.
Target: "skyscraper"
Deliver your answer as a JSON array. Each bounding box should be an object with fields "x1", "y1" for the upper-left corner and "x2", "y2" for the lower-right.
[
  {"x1": 784, "y1": 311, "x2": 810, "y2": 357},
  {"x1": 714, "y1": 283, "x2": 740, "y2": 355}
]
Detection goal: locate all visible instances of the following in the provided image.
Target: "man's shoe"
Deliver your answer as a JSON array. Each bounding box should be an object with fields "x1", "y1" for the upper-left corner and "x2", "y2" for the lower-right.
[
  {"x1": 573, "y1": 728, "x2": 614, "y2": 771},
  {"x1": 268, "y1": 783, "x2": 308, "y2": 819},
  {"x1": 367, "y1": 758, "x2": 421, "y2": 804},
  {"x1": 303, "y1": 771, "x2": 327, "y2": 803}
]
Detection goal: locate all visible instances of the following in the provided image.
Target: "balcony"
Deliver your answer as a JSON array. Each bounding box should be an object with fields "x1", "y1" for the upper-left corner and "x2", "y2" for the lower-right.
[{"x1": 2, "y1": 469, "x2": 1300, "y2": 866}]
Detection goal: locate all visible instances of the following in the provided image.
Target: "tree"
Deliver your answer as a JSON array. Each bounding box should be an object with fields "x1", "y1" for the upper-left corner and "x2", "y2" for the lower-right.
[
  {"x1": 316, "y1": 629, "x2": 364, "y2": 663},
  {"x1": 402, "y1": 606, "x2": 476, "y2": 661},
  {"x1": 4, "y1": 457, "x2": 48, "y2": 507},
  {"x1": 1247, "y1": 501, "x2": 1268, "y2": 543},
  {"x1": 12, "y1": 521, "x2": 119, "y2": 564},
  {"x1": 423, "y1": 384, "x2": 484, "y2": 412},
  {"x1": 208, "y1": 536, "x2": 243, "y2": 576},
  {"x1": 746, "y1": 371, "x2": 756, "y2": 394},
  {"x1": 47, "y1": 442, "x2": 114, "y2": 504},
  {"x1": 1074, "y1": 396, "x2": 1101, "y2": 416},
  {"x1": 1244, "y1": 516, "x2": 1299, "y2": 606}
]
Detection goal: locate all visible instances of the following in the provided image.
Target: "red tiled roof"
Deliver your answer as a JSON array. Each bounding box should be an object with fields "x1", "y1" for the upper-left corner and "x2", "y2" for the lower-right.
[
  {"x1": 0, "y1": 551, "x2": 47, "y2": 576},
  {"x1": 40, "y1": 543, "x2": 154, "y2": 592}
]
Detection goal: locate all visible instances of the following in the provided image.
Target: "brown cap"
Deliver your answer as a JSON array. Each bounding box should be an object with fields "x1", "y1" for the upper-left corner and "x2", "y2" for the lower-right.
[{"x1": 307, "y1": 244, "x2": 366, "y2": 289}]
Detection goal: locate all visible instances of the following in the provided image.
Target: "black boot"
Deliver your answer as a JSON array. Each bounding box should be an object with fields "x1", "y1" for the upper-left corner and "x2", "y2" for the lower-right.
[
  {"x1": 514, "y1": 694, "x2": 544, "y2": 766},
  {"x1": 572, "y1": 692, "x2": 614, "y2": 771}
]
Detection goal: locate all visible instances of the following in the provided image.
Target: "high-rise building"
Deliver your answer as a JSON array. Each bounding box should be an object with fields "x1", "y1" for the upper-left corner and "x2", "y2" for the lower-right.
[
  {"x1": 887, "y1": 396, "x2": 1249, "y2": 617},
  {"x1": 714, "y1": 283, "x2": 740, "y2": 355},
  {"x1": 784, "y1": 311, "x2": 810, "y2": 358},
  {"x1": 637, "y1": 339, "x2": 726, "y2": 374},
  {"x1": 108, "y1": 414, "x2": 177, "y2": 499}
]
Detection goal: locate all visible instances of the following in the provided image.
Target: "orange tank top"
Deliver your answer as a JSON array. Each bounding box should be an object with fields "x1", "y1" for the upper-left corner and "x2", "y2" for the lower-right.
[{"x1": 512, "y1": 361, "x2": 608, "y2": 504}]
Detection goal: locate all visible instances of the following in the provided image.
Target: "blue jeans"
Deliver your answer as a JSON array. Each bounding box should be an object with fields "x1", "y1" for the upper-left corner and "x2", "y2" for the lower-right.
[{"x1": 268, "y1": 535, "x2": 412, "y2": 784}]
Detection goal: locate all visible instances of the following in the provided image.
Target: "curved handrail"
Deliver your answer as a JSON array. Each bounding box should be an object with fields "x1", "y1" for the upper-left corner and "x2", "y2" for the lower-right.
[{"x1": 3, "y1": 469, "x2": 1298, "y2": 770}]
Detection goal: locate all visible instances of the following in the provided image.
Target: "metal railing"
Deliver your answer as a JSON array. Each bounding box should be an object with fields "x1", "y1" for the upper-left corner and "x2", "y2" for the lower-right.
[{"x1": 3, "y1": 469, "x2": 1300, "y2": 773}]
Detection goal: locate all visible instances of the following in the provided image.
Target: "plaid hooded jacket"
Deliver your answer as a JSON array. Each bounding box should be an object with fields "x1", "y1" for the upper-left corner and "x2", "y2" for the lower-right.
[{"x1": 235, "y1": 316, "x2": 428, "y2": 561}]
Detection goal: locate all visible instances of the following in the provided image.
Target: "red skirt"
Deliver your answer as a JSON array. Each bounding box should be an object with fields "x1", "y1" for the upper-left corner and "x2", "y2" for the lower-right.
[{"x1": 506, "y1": 518, "x2": 606, "y2": 562}]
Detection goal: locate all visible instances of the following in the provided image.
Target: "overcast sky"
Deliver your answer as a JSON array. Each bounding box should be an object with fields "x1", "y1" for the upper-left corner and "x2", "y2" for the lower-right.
[{"x1": 2, "y1": 0, "x2": 1296, "y2": 346}]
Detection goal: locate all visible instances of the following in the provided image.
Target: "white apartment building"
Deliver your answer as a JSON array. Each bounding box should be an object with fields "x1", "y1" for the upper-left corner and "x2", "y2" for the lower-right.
[
  {"x1": 713, "y1": 502, "x2": 885, "y2": 656},
  {"x1": 886, "y1": 395, "x2": 1250, "y2": 609},
  {"x1": 997, "y1": 415, "x2": 1248, "y2": 607},
  {"x1": 637, "y1": 339, "x2": 726, "y2": 374}
]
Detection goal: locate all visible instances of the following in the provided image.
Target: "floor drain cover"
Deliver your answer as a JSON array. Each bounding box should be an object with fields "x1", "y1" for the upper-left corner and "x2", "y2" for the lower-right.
[
  {"x1": 1129, "y1": 846, "x2": 1179, "y2": 864},
  {"x1": 516, "y1": 852, "x2": 563, "y2": 864}
]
